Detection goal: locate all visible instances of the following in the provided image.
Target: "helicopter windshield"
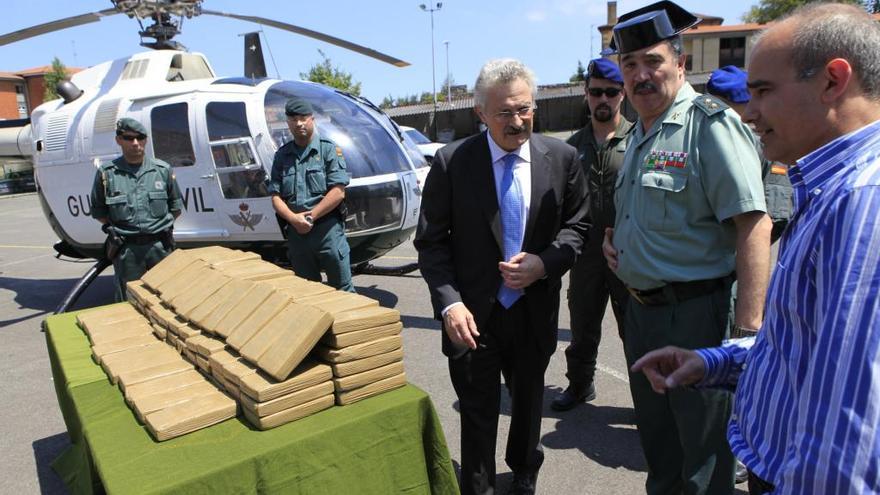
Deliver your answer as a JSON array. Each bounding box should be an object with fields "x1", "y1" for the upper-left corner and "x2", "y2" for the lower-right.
[{"x1": 264, "y1": 82, "x2": 412, "y2": 178}]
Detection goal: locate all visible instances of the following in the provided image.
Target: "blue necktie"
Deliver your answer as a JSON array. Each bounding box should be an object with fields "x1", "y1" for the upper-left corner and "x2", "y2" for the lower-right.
[{"x1": 497, "y1": 153, "x2": 524, "y2": 308}]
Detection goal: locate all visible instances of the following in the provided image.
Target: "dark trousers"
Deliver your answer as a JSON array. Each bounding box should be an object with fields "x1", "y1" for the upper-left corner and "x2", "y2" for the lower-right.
[
  {"x1": 449, "y1": 300, "x2": 551, "y2": 495},
  {"x1": 623, "y1": 286, "x2": 736, "y2": 495},
  {"x1": 113, "y1": 241, "x2": 170, "y2": 302},
  {"x1": 564, "y1": 249, "x2": 629, "y2": 388},
  {"x1": 747, "y1": 471, "x2": 775, "y2": 495},
  {"x1": 286, "y1": 217, "x2": 354, "y2": 292}
]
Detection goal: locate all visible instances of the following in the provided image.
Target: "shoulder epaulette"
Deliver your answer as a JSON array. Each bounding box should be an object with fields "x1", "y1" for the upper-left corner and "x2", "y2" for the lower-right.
[{"x1": 692, "y1": 94, "x2": 729, "y2": 117}]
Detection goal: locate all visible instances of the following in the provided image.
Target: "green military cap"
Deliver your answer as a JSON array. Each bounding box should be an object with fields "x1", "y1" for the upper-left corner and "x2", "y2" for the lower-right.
[
  {"x1": 116, "y1": 117, "x2": 148, "y2": 136},
  {"x1": 285, "y1": 96, "x2": 314, "y2": 116}
]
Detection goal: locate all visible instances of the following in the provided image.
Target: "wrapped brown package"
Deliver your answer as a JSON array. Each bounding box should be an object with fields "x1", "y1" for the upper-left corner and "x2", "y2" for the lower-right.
[
  {"x1": 225, "y1": 291, "x2": 291, "y2": 350},
  {"x1": 101, "y1": 343, "x2": 181, "y2": 383},
  {"x1": 154, "y1": 259, "x2": 208, "y2": 298},
  {"x1": 240, "y1": 381, "x2": 334, "y2": 417},
  {"x1": 329, "y1": 348, "x2": 405, "y2": 377},
  {"x1": 117, "y1": 360, "x2": 194, "y2": 393},
  {"x1": 256, "y1": 305, "x2": 333, "y2": 381},
  {"x1": 329, "y1": 306, "x2": 401, "y2": 335},
  {"x1": 169, "y1": 270, "x2": 231, "y2": 315},
  {"x1": 145, "y1": 392, "x2": 237, "y2": 441},
  {"x1": 238, "y1": 360, "x2": 332, "y2": 402},
  {"x1": 320, "y1": 322, "x2": 402, "y2": 348},
  {"x1": 315, "y1": 335, "x2": 403, "y2": 364},
  {"x1": 212, "y1": 282, "x2": 275, "y2": 338},
  {"x1": 335, "y1": 372, "x2": 407, "y2": 406},
  {"x1": 332, "y1": 361, "x2": 405, "y2": 392},
  {"x1": 141, "y1": 249, "x2": 195, "y2": 290},
  {"x1": 92, "y1": 334, "x2": 161, "y2": 364},
  {"x1": 242, "y1": 394, "x2": 334, "y2": 430},
  {"x1": 132, "y1": 380, "x2": 220, "y2": 422},
  {"x1": 124, "y1": 369, "x2": 206, "y2": 404}
]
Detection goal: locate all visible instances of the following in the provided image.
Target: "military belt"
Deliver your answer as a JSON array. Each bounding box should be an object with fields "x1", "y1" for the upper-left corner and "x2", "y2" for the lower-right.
[
  {"x1": 122, "y1": 232, "x2": 167, "y2": 245},
  {"x1": 627, "y1": 273, "x2": 735, "y2": 306}
]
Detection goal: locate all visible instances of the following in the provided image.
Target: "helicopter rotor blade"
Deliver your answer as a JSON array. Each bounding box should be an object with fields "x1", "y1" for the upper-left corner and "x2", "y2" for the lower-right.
[
  {"x1": 201, "y1": 9, "x2": 410, "y2": 68},
  {"x1": 0, "y1": 8, "x2": 120, "y2": 47}
]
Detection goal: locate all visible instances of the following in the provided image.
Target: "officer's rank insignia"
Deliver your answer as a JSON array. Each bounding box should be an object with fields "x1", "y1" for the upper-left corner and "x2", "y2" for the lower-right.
[
  {"x1": 229, "y1": 202, "x2": 264, "y2": 231},
  {"x1": 645, "y1": 150, "x2": 687, "y2": 171},
  {"x1": 336, "y1": 146, "x2": 343, "y2": 157},
  {"x1": 154, "y1": 181, "x2": 165, "y2": 189}
]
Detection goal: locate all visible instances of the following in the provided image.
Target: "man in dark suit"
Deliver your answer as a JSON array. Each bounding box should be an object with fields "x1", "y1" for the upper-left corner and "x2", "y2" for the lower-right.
[{"x1": 415, "y1": 58, "x2": 590, "y2": 495}]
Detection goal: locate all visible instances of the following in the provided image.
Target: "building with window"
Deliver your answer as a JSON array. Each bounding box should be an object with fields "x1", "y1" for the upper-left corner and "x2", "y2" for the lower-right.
[{"x1": 0, "y1": 65, "x2": 82, "y2": 121}]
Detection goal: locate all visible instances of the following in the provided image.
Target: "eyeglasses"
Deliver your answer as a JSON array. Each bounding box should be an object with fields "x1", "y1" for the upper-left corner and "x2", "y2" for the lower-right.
[
  {"x1": 587, "y1": 87, "x2": 622, "y2": 98},
  {"x1": 119, "y1": 134, "x2": 147, "y2": 142},
  {"x1": 492, "y1": 106, "x2": 535, "y2": 122}
]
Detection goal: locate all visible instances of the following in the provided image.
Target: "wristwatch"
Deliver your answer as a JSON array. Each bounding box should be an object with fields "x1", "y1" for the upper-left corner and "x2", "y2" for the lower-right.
[
  {"x1": 731, "y1": 324, "x2": 758, "y2": 338},
  {"x1": 304, "y1": 214, "x2": 314, "y2": 225}
]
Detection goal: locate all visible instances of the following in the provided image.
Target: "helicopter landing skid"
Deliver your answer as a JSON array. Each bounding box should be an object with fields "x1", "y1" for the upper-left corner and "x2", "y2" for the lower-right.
[
  {"x1": 353, "y1": 262, "x2": 419, "y2": 277},
  {"x1": 54, "y1": 258, "x2": 112, "y2": 315}
]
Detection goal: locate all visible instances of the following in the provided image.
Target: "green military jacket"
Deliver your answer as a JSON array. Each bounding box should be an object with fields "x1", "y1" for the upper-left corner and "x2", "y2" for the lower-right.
[
  {"x1": 268, "y1": 132, "x2": 350, "y2": 213},
  {"x1": 566, "y1": 117, "x2": 633, "y2": 242},
  {"x1": 613, "y1": 83, "x2": 767, "y2": 290},
  {"x1": 90, "y1": 156, "x2": 183, "y2": 236}
]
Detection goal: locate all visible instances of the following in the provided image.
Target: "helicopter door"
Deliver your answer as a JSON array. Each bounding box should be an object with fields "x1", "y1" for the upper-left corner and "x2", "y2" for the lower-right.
[
  {"x1": 198, "y1": 100, "x2": 276, "y2": 240},
  {"x1": 149, "y1": 101, "x2": 228, "y2": 240}
]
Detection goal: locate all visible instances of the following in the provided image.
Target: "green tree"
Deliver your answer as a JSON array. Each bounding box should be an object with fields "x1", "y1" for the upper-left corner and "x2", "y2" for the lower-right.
[
  {"x1": 299, "y1": 49, "x2": 362, "y2": 96},
  {"x1": 869, "y1": 0, "x2": 880, "y2": 13},
  {"x1": 570, "y1": 60, "x2": 586, "y2": 82},
  {"x1": 380, "y1": 95, "x2": 395, "y2": 109},
  {"x1": 43, "y1": 56, "x2": 67, "y2": 101},
  {"x1": 742, "y1": 0, "x2": 863, "y2": 23}
]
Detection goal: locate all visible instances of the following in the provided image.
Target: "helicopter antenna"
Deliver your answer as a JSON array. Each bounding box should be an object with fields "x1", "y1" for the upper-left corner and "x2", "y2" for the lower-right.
[{"x1": 260, "y1": 28, "x2": 281, "y2": 79}]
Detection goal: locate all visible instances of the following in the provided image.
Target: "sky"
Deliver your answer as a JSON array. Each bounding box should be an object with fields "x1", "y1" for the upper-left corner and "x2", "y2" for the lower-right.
[{"x1": 0, "y1": 0, "x2": 758, "y2": 106}]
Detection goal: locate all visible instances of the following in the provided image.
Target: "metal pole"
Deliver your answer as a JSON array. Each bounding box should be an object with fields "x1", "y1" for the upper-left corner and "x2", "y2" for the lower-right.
[
  {"x1": 420, "y1": 3, "x2": 442, "y2": 139},
  {"x1": 444, "y1": 40, "x2": 451, "y2": 103}
]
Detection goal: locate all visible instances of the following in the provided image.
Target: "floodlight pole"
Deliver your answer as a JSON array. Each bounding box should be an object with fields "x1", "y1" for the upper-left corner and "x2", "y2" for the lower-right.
[
  {"x1": 420, "y1": 2, "x2": 442, "y2": 138},
  {"x1": 443, "y1": 40, "x2": 451, "y2": 104}
]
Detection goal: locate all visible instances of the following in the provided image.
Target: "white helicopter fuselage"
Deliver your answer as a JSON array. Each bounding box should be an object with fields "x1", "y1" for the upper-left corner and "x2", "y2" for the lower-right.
[{"x1": 28, "y1": 50, "x2": 422, "y2": 263}]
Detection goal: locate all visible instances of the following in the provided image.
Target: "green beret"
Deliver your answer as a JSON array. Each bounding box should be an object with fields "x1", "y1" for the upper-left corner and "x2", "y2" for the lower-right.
[
  {"x1": 285, "y1": 96, "x2": 314, "y2": 116},
  {"x1": 116, "y1": 118, "x2": 148, "y2": 136}
]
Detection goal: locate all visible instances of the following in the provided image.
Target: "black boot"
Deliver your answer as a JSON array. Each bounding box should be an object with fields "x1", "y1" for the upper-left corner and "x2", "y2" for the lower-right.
[{"x1": 550, "y1": 382, "x2": 596, "y2": 411}]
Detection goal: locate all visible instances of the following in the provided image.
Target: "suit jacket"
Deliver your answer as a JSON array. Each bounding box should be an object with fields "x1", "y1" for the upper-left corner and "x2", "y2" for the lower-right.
[{"x1": 415, "y1": 132, "x2": 590, "y2": 357}]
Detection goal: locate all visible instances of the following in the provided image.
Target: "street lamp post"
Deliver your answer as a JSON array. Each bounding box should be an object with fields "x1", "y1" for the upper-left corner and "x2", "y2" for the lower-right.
[
  {"x1": 419, "y1": 2, "x2": 442, "y2": 138},
  {"x1": 443, "y1": 40, "x2": 451, "y2": 104}
]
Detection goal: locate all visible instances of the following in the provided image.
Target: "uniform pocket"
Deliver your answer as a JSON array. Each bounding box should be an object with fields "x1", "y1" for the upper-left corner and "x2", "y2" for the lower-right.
[
  {"x1": 305, "y1": 165, "x2": 327, "y2": 195},
  {"x1": 148, "y1": 191, "x2": 169, "y2": 218},
  {"x1": 281, "y1": 168, "x2": 297, "y2": 199},
  {"x1": 640, "y1": 171, "x2": 688, "y2": 232},
  {"x1": 105, "y1": 194, "x2": 133, "y2": 223}
]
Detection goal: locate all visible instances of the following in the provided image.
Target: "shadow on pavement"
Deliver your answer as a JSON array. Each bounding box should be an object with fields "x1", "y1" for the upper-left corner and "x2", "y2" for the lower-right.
[
  {"x1": 32, "y1": 433, "x2": 70, "y2": 495},
  {"x1": 354, "y1": 284, "x2": 399, "y2": 308},
  {"x1": 542, "y1": 392, "x2": 646, "y2": 472},
  {"x1": 0, "y1": 274, "x2": 115, "y2": 326}
]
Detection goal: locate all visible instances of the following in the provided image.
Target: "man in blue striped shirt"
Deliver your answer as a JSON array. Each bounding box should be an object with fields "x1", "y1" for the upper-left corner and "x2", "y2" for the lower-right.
[{"x1": 631, "y1": 4, "x2": 880, "y2": 494}]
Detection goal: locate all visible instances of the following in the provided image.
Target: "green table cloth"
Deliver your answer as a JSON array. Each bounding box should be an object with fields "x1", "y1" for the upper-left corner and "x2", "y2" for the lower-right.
[{"x1": 44, "y1": 307, "x2": 459, "y2": 495}]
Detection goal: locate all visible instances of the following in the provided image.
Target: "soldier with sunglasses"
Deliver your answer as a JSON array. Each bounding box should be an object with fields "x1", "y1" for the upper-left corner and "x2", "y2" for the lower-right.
[
  {"x1": 90, "y1": 118, "x2": 183, "y2": 301},
  {"x1": 552, "y1": 58, "x2": 632, "y2": 411}
]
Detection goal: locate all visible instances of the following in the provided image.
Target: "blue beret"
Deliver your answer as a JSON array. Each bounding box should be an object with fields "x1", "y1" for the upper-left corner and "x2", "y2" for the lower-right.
[
  {"x1": 587, "y1": 58, "x2": 623, "y2": 84},
  {"x1": 285, "y1": 96, "x2": 314, "y2": 116},
  {"x1": 707, "y1": 65, "x2": 750, "y2": 104},
  {"x1": 116, "y1": 118, "x2": 147, "y2": 136}
]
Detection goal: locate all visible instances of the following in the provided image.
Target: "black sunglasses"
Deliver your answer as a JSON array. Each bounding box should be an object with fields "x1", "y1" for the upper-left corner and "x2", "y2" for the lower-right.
[
  {"x1": 119, "y1": 134, "x2": 147, "y2": 141},
  {"x1": 587, "y1": 87, "x2": 622, "y2": 98}
]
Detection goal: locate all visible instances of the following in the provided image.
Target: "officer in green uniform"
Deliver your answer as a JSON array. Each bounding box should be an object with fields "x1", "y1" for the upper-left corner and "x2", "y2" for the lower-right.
[
  {"x1": 707, "y1": 65, "x2": 793, "y2": 243},
  {"x1": 268, "y1": 96, "x2": 354, "y2": 292},
  {"x1": 552, "y1": 58, "x2": 633, "y2": 411},
  {"x1": 602, "y1": 2, "x2": 772, "y2": 494},
  {"x1": 90, "y1": 118, "x2": 183, "y2": 301}
]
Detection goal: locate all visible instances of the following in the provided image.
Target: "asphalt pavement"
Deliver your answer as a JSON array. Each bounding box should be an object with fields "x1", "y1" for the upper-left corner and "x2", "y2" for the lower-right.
[{"x1": 0, "y1": 192, "x2": 747, "y2": 494}]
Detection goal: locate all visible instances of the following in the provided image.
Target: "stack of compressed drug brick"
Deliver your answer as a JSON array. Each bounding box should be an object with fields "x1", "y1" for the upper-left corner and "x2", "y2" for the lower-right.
[
  {"x1": 137, "y1": 247, "x2": 340, "y2": 430},
  {"x1": 75, "y1": 305, "x2": 236, "y2": 441},
  {"x1": 308, "y1": 297, "x2": 407, "y2": 405}
]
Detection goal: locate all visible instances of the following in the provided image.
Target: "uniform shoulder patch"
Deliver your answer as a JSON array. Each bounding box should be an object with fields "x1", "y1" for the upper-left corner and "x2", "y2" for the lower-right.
[
  {"x1": 335, "y1": 146, "x2": 344, "y2": 157},
  {"x1": 692, "y1": 94, "x2": 729, "y2": 117}
]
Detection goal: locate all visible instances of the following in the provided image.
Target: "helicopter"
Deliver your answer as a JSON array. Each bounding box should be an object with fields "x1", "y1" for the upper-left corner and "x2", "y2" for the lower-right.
[{"x1": 0, "y1": 0, "x2": 429, "y2": 310}]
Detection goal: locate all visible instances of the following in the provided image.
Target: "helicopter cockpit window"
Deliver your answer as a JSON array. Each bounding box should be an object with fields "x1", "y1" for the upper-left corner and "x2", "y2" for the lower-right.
[
  {"x1": 263, "y1": 82, "x2": 412, "y2": 179},
  {"x1": 166, "y1": 54, "x2": 214, "y2": 82},
  {"x1": 151, "y1": 102, "x2": 195, "y2": 167}
]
